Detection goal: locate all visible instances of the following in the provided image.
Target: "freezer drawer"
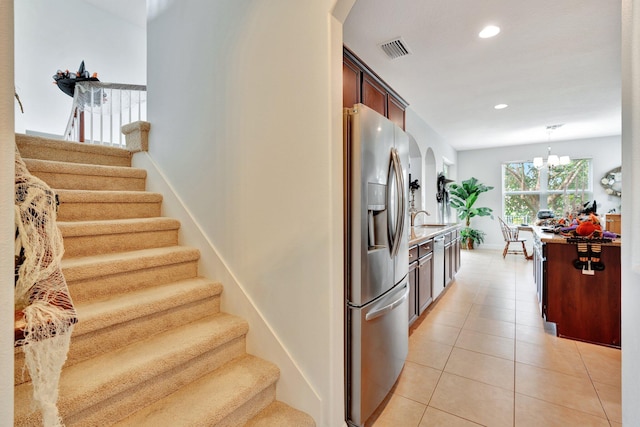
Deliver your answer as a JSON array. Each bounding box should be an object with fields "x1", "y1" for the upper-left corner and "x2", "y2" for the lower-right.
[{"x1": 347, "y1": 281, "x2": 409, "y2": 426}]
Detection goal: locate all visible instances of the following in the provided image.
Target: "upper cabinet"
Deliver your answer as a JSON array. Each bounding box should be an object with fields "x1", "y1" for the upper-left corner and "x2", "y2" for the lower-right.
[{"x1": 343, "y1": 46, "x2": 408, "y2": 130}]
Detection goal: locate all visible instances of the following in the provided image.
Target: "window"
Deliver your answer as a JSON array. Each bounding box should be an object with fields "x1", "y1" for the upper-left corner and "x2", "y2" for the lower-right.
[{"x1": 502, "y1": 159, "x2": 592, "y2": 224}]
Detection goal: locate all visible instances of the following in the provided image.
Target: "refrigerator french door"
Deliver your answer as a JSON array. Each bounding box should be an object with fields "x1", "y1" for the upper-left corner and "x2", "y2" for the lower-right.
[{"x1": 344, "y1": 103, "x2": 409, "y2": 427}]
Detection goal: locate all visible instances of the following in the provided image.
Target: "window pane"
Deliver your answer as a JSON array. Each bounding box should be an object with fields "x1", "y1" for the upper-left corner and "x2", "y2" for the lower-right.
[
  {"x1": 547, "y1": 159, "x2": 590, "y2": 191},
  {"x1": 547, "y1": 192, "x2": 593, "y2": 217},
  {"x1": 504, "y1": 194, "x2": 539, "y2": 225},
  {"x1": 504, "y1": 162, "x2": 540, "y2": 192}
]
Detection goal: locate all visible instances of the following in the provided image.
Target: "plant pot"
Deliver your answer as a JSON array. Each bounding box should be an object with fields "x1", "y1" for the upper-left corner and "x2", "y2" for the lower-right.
[{"x1": 466, "y1": 240, "x2": 474, "y2": 250}]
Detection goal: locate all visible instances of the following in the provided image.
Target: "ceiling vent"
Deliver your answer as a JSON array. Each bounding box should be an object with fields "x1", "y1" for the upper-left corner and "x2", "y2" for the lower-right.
[{"x1": 379, "y1": 37, "x2": 412, "y2": 60}]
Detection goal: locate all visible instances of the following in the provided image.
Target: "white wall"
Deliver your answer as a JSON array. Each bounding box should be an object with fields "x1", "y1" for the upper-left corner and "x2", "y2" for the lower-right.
[
  {"x1": 1, "y1": 0, "x2": 15, "y2": 422},
  {"x1": 621, "y1": 1, "x2": 640, "y2": 424},
  {"x1": 406, "y1": 107, "x2": 458, "y2": 222},
  {"x1": 147, "y1": 1, "x2": 343, "y2": 425},
  {"x1": 457, "y1": 135, "x2": 622, "y2": 251},
  {"x1": 14, "y1": 0, "x2": 146, "y2": 137}
]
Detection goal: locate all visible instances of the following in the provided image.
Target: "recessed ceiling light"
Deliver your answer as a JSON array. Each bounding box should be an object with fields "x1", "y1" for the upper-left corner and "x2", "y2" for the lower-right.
[
  {"x1": 494, "y1": 103, "x2": 508, "y2": 110},
  {"x1": 479, "y1": 25, "x2": 501, "y2": 39}
]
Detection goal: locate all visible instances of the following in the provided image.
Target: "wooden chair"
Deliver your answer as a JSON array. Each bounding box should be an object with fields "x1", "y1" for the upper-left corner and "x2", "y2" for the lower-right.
[{"x1": 498, "y1": 217, "x2": 531, "y2": 259}]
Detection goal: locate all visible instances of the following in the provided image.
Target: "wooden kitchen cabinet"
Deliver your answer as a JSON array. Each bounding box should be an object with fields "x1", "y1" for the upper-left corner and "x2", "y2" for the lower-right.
[
  {"x1": 533, "y1": 227, "x2": 621, "y2": 348},
  {"x1": 444, "y1": 232, "x2": 454, "y2": 286},
  {"x1": 407, "y1": 225, "x2": 461, "y2": 329},
  {"x1": 606, "y1": 214, "x2": 621, "y2": 234},
  {"x1": 408, "y1": 260, "x2": 419, "y2": 325},
  {"x1": 342, "y1": 55, "x2": 361, "y2": 111},
  {"x1": 418, "y1": 251, "x2": 433, "y2": 313},
  {"x1": 545, "y1": 241, "x2": 620, "y2": 347},
  {"x1": 387, "y1": 96, "x2": 405, "y2": 130},
  {"x1": 343, "y1": 46, "x2": 408, "y2": 130},
  {"x1": 454, "y1": 229, "x2": 461, "y2": 273},
  {"x1": 362, "y1": 74, "x2": 387, "y2": 117}
]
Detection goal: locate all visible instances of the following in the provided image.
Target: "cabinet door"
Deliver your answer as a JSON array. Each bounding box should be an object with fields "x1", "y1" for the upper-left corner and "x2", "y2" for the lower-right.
[
  {"x1": 362, "y1": 75, "x2": 387, "y2": 117},
  {"x1": 444, "y1": 243, "x2": 453, "y2": 285},
  {"x1": 418, "y1": 252, "x2": 433, "y2": 313},
  {"x1": 408, "y1": 261, "x2": 419, "y2": 325},
  {"x1": 343, "y1": 56, "x2": 360, "y2": 109},
  {"x1": 454, "y1": 233, "x2": 461, "y2": 273},
  {"x1": 388, "y1": 95, "x2": 405, "y2": 130}
]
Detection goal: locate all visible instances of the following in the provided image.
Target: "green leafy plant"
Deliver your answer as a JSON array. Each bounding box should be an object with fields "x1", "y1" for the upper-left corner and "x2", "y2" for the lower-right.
[
  {"x1": 449, "y1": 177, "x2": 494, "y2": 248},
  {"x1": 459, "y1": 227, "x2": 485, "y2": 249}
]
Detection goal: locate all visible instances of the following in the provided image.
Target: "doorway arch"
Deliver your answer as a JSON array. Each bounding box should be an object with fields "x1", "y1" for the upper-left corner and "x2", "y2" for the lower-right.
[{"x1": 424, "y1": 147, "x2": 437, "y2": 219}]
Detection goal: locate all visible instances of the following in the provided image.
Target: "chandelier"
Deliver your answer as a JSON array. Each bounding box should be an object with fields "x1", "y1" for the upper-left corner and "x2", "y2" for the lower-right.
[{"x1": 533, "y1": 124, "x2": 570, "y2": 169}]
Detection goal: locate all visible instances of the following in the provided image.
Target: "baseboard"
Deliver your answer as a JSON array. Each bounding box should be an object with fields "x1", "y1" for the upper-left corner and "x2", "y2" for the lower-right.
[{"x1": 131, "y1": 152, "x2": 322, "y2": 423}]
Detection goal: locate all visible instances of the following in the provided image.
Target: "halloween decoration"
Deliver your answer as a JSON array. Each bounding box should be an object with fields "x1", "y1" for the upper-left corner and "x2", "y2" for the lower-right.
[
  {"x1": 562, "y1": 214, "x2": 612, "y2": 272},
  {"x1": 52, "y1": 60, "x2": 99, "y2": 97},
  {"x1": 15, "y1": 146, "x2": 77, "y2": 426}
]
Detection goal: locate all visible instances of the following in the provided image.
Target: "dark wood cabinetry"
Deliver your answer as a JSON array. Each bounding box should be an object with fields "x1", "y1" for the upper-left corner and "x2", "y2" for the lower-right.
[
  {"x1": 407, "y1": 226, "x2": 461, "y2": 327},
  {"x1": 444, "y1": 232, "x2": 454, "y2": 286},
  {"x1": 342, "y1": 55, "x2": 360, "y2": 110},
  {"x1": 361, "y1": 74, "x2": 387, "y2": 117},
  {"x1": 545, "y1": 242, "x2": 621, "y2": 347},
  {"x1": 408, "y1": 240, "x2": 433, "y2": 326},
  {"x1": 454, "y1": 229, "x2": 461, "y2": 273},
  {"x1": 387, "y1": 96, "x2": 406, "y2": 130},
  {"x1": 532, "y1": 228, "x2": 621, "y2": 348},
  {"x1": 408, "y1": 261, "x2": 419, "y2": 325},
  {"x1": 343, "y1": 46, "x2": 408, "y2": 130},
  {"x1": 418, "y1": 252, "x2": 433, "y2": 313}
]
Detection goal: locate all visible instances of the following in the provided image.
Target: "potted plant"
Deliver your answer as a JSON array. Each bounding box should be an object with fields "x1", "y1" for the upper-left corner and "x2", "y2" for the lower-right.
[{"x1": 449, "y1": 177, "x2": 494, "y2": 249}]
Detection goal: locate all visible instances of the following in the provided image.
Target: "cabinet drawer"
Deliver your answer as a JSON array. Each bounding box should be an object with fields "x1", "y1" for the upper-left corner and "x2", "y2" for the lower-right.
[
  {"x1": 444, "y1": 232, "x2": 452, "y2": 244},
  {"x1": 409, "y1": 245, "x2": 418, "y2": 263},
  {"x1": 418, "y1": 240, "x2": 433, "y2": 258}
]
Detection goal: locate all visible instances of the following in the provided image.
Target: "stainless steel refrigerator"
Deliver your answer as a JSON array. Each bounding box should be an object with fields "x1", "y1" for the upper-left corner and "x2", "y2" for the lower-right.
[{"x1": 344, "y1": 103, "x2": 409, "y2": 427}]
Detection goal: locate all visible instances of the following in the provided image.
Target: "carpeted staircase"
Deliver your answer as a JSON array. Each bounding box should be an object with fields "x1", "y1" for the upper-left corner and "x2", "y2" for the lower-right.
[{"x1": 14, "y1": 134, "x2": 316, "y2": 427}]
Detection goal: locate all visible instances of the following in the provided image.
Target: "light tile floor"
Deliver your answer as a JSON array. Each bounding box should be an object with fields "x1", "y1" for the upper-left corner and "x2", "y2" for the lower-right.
[{"x1": 367, "y1": 249, "x2": 622, "y2": 427}]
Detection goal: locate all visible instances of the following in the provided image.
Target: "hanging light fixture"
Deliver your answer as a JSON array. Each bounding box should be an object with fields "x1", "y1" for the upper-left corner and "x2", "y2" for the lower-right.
[{"x1": 533, "y1": 124, "x2": 570, "y2": 170}]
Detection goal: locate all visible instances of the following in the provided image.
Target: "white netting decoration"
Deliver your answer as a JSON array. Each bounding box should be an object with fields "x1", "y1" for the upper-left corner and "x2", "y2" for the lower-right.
[{"x1": 15, "y1": 146, "x2": 77, "y2": 427}]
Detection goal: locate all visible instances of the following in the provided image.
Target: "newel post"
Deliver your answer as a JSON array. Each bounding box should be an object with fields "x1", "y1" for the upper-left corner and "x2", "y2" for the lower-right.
[{"x1": 122, "y1": 121, "x2": 150, "y2": 152}]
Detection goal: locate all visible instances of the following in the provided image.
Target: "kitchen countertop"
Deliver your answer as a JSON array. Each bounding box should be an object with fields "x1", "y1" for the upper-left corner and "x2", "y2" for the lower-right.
[
  {"x1": 532, "y1": 225, "x2": 621, "y2": 246},
  {"x1": 409, "y1": 223, "x2": 460, "y2": 246}
]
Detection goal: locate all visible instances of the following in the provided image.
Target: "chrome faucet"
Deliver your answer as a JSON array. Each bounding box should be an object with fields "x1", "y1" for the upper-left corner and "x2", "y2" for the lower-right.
[{"x1": 410, "y1": 209, "x2": 430, "y2": 226}]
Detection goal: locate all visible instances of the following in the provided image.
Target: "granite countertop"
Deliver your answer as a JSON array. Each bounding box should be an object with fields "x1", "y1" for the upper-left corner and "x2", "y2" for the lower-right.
[
  {"x1": 532, "y1": 225, "x2": 621, "y2": 247},
  {"x1": 409, "y1": 223, "x2": 460, "y2": 246}
]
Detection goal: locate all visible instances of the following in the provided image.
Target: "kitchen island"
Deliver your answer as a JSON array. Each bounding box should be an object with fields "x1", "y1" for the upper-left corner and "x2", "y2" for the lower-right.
[{"x1": 532, "y1": 226, "x2": 621, "y2": 347}]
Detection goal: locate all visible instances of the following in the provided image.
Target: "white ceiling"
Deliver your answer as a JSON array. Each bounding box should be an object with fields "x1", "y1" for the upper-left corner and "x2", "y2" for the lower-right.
[{"x1": 343, "y1": 0, "x2": 622, "y2": 151}]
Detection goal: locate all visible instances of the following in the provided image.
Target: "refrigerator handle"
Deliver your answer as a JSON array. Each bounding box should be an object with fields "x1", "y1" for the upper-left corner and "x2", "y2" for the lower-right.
[
  {"x1": 365, "y1": 283, "x2": 410, "y2": 321},
  {"x1": 388, "y1": 148, "x2": 405, "y2": 258}
]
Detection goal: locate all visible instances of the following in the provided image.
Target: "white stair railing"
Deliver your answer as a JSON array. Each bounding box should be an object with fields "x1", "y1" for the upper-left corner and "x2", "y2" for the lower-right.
[{"x1": 64, "y1": 82, "x2": 147, "y2": 147}]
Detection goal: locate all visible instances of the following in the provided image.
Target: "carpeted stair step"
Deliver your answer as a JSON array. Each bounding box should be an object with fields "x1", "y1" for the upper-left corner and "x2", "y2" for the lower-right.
[
  {"x1": 59, "y1": 217, "x2": 180, "y2": 258},
  {"x1": 14, "y1": 277, "x2": 224, "y2": 386},
  {"x1": 22, "y1": 158, "x2": 147, "y2": 191},
  {"x1": 16, "y1": 133, "x2": 132, "y2": 167},
  {"x1": 14, "y1": 314, "x2": 250, "y2": 427},
  {"x1": 63, "y1": 246, "x2": 201, "y2": 303},
  {"x1": 56, "y1": 189, "x2": 163, "y2": 221},
  {"x1": 245, "y1": 401, "x2": 316, "y2": 427},
  {"x1": 69, "y1": 278, "x2": 223, "y2": 366},
  {"x1": 113, "y1": 354, "x2": 280, "y2": 427}
]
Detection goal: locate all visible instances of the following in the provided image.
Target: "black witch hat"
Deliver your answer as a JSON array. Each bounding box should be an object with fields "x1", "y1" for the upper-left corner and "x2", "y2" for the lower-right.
[{"x1": 53, "y1": 60, "x2": 99, "y2": 97}]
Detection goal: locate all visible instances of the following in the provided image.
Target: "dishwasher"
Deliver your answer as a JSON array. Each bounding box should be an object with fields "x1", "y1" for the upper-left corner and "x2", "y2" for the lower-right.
[{"x1": 432, "y1": 235, "x2": 445, "y2": 299}]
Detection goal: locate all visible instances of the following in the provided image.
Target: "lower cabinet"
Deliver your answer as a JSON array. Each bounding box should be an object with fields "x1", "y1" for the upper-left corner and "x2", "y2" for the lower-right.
[
  {"x1": 454, "y1": 230, "x2": 461, "y2": 273},
  {"x1": 444, "y1": 232, "x2": 453, "y2": 286},
  {"x1": 408, "y1": 227, "x2": 461, "y2": 327},
  {"x1": 408, "y1": 241, "x2": 433, "y2": 325},
  {"x1": 408, "y1": 260, "x2": 419, "y2": 325},
  {"x1": 418, "y1": 252, "x2": 433, "y2": 313}
]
